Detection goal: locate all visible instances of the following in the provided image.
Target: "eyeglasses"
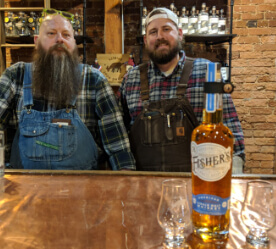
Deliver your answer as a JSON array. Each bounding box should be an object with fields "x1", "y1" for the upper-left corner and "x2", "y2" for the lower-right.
[{"x1": 42, "y1": 9, "x2": 74, "y2": 22}]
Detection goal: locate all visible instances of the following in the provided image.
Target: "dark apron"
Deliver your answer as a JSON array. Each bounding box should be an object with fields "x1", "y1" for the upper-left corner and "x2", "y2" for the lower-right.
[{"x1": 130, "y1": 58, "x2": 199, "y2": 172}]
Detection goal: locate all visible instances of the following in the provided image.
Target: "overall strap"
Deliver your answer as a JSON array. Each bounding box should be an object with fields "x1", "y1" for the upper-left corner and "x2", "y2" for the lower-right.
[
  {"x1": 176, "y1": 57, "x2": 195, "y2": 97},
  {"x1": 23, "y1": 63, "x2": 34, "y2": 107},
  {"x1": 139, "y1": 57, "x2": 195, "y2": 101}
]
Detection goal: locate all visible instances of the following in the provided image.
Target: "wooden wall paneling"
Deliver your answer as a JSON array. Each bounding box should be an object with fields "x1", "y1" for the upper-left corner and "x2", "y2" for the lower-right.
[{"x1": 104, "y1": 0, "x2": 122, "y2": 53}]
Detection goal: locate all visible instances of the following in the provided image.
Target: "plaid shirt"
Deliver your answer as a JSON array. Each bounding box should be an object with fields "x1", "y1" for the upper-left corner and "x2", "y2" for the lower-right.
[
  {"x1": 0, "y1": 62, "x2": 135, "y2": 170},
  {"x1": 118, "y1": 51, "x2": 245, "y2": 159}
]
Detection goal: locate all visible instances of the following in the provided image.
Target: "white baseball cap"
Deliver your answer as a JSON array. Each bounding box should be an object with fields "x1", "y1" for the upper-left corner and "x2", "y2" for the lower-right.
[{"x1": 145, "y1": 7, "x2": 179, "y2": 27}]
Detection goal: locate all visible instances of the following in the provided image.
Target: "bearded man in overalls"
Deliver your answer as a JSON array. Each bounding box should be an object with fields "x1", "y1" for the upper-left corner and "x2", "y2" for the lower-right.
[{"x1": 0, "y1": 11, "x2": 135, "y2": 170}]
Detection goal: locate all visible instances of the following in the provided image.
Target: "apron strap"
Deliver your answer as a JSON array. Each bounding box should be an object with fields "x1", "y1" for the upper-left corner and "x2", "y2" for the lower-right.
[
  {"x1": 139, "y1": 57, "x2": 195, "y2": 101},
  {"x1": 139, "y1": 63, "x2": 149, "y2": 101},
  {"x1": 176, "y1": 57, "x2": 195, "y2": 97}
]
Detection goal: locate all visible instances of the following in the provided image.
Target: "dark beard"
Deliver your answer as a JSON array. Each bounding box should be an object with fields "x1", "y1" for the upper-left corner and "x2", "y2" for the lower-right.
[
  {"x1": 32, "y1": 43, "x2": 81, "y2": 108},
  {"x1": 147, "y1": 39, "x2": 182, "y2": 65}
]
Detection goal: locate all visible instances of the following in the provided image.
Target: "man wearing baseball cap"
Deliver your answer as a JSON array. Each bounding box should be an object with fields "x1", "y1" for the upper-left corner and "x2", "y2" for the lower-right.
[{"x1": 118, "y1": 7, "x2": 245, "y2": 173}]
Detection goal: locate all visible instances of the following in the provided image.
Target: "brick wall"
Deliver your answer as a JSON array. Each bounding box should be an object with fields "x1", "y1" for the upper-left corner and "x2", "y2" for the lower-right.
[
  {"x1": 231, "y1": 0, "x2": 276, "y2": 174},
  {"x1": 2, "y1": 0, "x2": 276, "y2": 174}
]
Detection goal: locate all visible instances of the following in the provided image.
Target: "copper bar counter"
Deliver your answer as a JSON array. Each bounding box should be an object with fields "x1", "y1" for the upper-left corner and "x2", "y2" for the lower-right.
[{"x1": 0, "y1": 170, "x2": 275, "y2": 249}]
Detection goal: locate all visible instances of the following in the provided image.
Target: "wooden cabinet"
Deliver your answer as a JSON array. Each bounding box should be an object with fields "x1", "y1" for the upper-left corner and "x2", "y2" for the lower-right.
[
  {"x1": 0, "y1": 0, "x2": 91, "y2": 73},
  {"x1": 0, "y1": 0, "x2": 50, "y2": 73}
]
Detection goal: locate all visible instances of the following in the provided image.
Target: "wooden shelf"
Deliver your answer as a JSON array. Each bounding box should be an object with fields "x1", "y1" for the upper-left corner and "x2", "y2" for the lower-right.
[
  {"x1": 0, "y1": 0, "x2": 51, "y2": 73},
  {"x1": 1, "y1": 43, "x2": 35, "y2": 48},
  {"x1": 0, "y1": 7, "x2": 44, "y2": 11},
  {"x1": 136, "y1": 34, "x2": 237, "y2": 46},
  {"x1": 5, "y1": 36, "x2": 35, "y2": 44},
  {"x1": 3, "y1": 35, "x2": 93, "y2": 46}
]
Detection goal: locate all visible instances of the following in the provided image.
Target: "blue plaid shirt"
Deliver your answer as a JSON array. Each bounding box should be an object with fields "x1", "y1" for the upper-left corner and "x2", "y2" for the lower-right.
[
  {"x1": 118, "y1": 51, "x2": 245, "y2": 159},
  {"x1": 0, "y1": 62, "x2": 135, "y2": 170}
]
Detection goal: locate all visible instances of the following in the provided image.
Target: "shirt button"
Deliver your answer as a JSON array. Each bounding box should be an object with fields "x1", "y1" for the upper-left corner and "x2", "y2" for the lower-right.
[{"x1": 33, "y1": 130, "x2": 36, "y2": 134}]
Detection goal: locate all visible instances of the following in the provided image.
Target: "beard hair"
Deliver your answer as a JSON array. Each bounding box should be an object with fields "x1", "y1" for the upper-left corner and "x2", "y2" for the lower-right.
[
  {"x1": 146, "y1": 38, "x2": 182, "y2": 65},
  {"x1": 32, "y1": 42, "x2": 81, "y2": 108}
]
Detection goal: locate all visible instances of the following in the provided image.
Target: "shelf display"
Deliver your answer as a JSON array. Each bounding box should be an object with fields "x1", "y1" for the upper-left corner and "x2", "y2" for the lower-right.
[
  {"x1": 0, "y1": 0, "x2": 92, "y2": 72},
  {"x1": 138, "y1": 1, "x2": 235, "y2": 82}
]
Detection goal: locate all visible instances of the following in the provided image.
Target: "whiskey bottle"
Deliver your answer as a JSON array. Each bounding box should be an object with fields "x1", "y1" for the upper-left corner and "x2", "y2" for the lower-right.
[
  {"x1": 191, "y1": 62, "x2": 234, "y2": 241},
  {"x1": 209, "y1": 6, "x2": 219, "y2": 34},
  {"x1": 141, "y1": 7, "x2": 147, "y2": 35},
  {"x1": 4, "y1": 12, "x2": 15, "y2": 37},
  {"x1": 169, "y1": 2, "x2": 177, "y2": 15},
  {"x1": 188, "y1": 6, "x2": 198, "y2": 34},
  {"x1": 179, "y1": 7, "x2": 189, "y2": 34},
  {"x1": 126, "y1": 53, "x2": 136, "y2": 72},
  {"x1": 218, "y1": 9, "x2": 227, "y2": 34},
  {"x1": 198, "y1": 2, "x2": 209, "y2": 34}
]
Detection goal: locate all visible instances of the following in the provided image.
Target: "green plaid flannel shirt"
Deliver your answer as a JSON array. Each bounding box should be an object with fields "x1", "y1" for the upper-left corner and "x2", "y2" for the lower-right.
[{"x1": 0, "y1": 62, "x2": 135, "y2": 170}]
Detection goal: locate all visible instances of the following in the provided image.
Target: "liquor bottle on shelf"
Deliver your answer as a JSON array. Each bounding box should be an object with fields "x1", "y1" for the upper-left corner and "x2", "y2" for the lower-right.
[
  {"x1": 37, "y1": 12, "x2": 44, "y2": 32},
  {"x1": 126, "y1": 53, "x2": 135, "y2": 72},
  {"x1": 179, "y1": 7, "x2": 189, "y2": 34},
  {"x1": 220, "y1": 63, "x2": 229, "y2": 82},
  {"x1": 141, "y1": 7, "x2": 147, "y2": 35},
  {"x1": 27, "y1": 12, "x2": 39, "y2": 36},
  {"x1": 14, "y1": 11, "x2": 29, "y2": 36},
  {"x1": 191, "y1": 62, "x2": 234, "y2": 241},
  {"x1": 196, "y1": 10, "x2": 200, "y2": 33},
  {"x1": 92, "y1": 58, "x2": 102, "y2": 71},
  {"x1": 198, "y1": 2, "x2": 209, "y2": 34},
  {"x1": 218, "y1": 8, "x2": 227, "y2": 34},
  {"x1": 4, "y1": 11, "x2": 15, "y2": 37},
  {"x1": 188, "y1": 6, "x2": 198, "y2": 34},
  {"x1": 73, "y1": 12, "x2": 83, "y2": 36},
  {"x1": 209, "y1": 6, "x2": 219, "y2": 34},
  {"x1": 169, "y1": 2, "x2": 177, "y2": 15}
]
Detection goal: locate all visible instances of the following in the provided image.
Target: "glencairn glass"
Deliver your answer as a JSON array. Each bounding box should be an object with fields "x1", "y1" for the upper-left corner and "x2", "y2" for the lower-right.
[
  {"x1": 157, "y1": 179, "x2": 191, "y2": 248},
  {"x1": 241, "y1": 180, "x2": 275, "y2": 248}
]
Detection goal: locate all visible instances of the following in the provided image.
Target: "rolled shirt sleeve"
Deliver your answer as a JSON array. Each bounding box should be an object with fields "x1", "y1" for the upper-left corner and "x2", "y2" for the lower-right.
[{"x1": 95, "y1": 77, "x2": 136, "y2": 170}]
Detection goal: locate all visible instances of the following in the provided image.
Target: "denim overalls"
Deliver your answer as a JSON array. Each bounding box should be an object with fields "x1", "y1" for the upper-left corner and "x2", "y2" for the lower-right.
[{"x1": 10, "y1": 63, "x2": 98, "y2": 170}]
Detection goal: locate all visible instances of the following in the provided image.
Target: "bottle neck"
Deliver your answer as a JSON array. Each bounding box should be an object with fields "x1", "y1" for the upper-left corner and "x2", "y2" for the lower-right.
[
  {"x1": 203, "y1": 108, "x2": 223, "y2": 124},
  {"x1": 203, "y1": 93, "x2": 223, "y2": 124}
]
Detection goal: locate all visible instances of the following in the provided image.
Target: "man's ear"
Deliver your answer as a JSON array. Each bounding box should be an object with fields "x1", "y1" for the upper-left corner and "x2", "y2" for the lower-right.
[
  {"x1": 178, "y1": 28, "x2": 183, "y2": 41},
  {"x1": 143, "y1": 34, "x2": 147, "y2": 45},
  {"x1": 34, "y1": 35, "x2": 39, "y2": 48}
]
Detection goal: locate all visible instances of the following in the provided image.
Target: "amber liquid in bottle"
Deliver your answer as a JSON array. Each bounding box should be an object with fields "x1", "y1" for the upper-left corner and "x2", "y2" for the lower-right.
[{"x1": 191, "y1": 106, "x2": 234, "y2": 241}]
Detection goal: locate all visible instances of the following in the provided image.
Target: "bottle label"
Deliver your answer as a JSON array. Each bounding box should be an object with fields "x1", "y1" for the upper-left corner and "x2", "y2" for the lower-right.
[
  {"x1": 209, "y1": 17, "x2": 219, "y2": 24},
  {"x1": 218, "y1": 20, "x2": 226, "y2": 26},
  {"x1": 199, "y1": 15, "x2": 208, "y2": 21},
  {"x1": 192, "y1": 194, "x2": 230, "y2": 215},
  {"x1": 206, "y1": 63, "x2": 218, "y2": 113},
  {"x1": 180, "y1": 17, "x2": 188, "y2": 23},
  {"x1": 191, "y1": 142, "x2": 231, "y2": 182},
  {"x1": 189, "y1": 17, "x2": 198, "y2": 24}
]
